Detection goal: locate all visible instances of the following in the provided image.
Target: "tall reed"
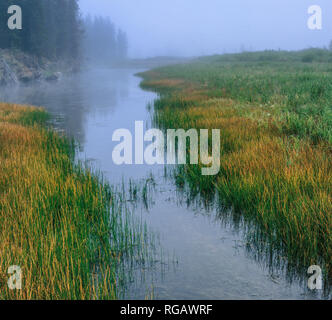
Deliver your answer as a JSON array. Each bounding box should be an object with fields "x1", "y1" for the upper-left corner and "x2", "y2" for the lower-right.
[
  {"x1": 0, "y1": 102, "x2": 152, "y2": 299},
  {"x1": 139, "y1": 51, "x2": 332, "y2": 287}
]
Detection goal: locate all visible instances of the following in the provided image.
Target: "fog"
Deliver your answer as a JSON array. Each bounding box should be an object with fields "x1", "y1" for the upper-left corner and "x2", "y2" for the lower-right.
[{"x1": 79, "y1": 0, "x2": 332, "y2": 58}]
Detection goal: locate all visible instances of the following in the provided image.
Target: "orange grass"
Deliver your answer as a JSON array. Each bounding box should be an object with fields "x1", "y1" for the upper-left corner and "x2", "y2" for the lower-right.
[
  {"x1": 0, "y1": 103, "x2": 117, "y2": 299},
  {"x1": 140, "y1": 60, "x2": 332, "y2": 287}
]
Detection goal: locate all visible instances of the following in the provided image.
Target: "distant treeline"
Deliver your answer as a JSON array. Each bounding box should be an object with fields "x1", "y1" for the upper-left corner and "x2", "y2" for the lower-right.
[
  {"x1": 83, "y1": 15, "x2": 128, "y2": 64},
  {"x1": 0, "y1": 0, "x2": 82, "y2": 61},
  {"x1": 0, "y1": 1, "x2": 128, "y2": 64}
]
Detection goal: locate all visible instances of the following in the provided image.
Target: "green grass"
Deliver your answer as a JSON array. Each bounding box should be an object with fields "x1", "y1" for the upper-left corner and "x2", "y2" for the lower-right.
[
  {"x1": 140, "y1": 50, "x2": 332, "y2": 145},
  {"x1": 139, "y1": 49, "x2": 332, "y2": 289},
  {"x1": 0, "y1": 102, "x2": 155, "y2": 299}
]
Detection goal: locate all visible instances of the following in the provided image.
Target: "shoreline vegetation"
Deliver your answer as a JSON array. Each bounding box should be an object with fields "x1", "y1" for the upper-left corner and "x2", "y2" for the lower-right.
[
  {"x1": 138, "y1": 49, "x2": 332, "y2": 289},
  {"x1": 0, "y1": 102, "x2": 153, "y2": 299}
]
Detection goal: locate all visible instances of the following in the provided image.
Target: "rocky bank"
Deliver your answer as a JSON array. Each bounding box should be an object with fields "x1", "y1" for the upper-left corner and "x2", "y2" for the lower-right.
[{"x1": 0, "y1": 49, "x2": 63, "y2": 85}]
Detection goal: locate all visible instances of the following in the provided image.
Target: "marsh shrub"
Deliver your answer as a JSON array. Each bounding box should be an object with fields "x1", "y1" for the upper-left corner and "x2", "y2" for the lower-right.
[{"x1": 302, "y1": 53, "x2": 315, "y2": 63}]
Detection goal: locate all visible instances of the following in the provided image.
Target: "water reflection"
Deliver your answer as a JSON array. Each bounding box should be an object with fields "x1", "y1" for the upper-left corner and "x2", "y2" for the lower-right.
[
  {"x1": 164, "y1": 164, "x2": 331, "y2": 299},
  {"x1": 0, "y1": 68, "x2": 130, "y2": 146}
]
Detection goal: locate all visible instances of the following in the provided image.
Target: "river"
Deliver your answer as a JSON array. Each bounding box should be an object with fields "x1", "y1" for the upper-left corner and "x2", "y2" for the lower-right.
[{"x1": 0, "y1": 68, "x2": 325, "y2": 299}]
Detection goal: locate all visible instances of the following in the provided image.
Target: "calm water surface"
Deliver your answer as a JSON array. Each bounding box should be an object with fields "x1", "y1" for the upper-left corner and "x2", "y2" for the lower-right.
[{"x1": 0, "y1": 68, "x2": 326, "y2": 299}]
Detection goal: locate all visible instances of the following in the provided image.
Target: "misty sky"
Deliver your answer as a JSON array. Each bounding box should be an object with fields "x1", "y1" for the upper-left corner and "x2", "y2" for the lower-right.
[{"x1": 79, "y1": 0, "x2": 332, "y2": 58}]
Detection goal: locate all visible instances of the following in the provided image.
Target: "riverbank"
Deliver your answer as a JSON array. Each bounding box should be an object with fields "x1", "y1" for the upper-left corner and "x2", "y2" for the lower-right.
[
  {"x1": 138, "y1": 50, "x2": 332, "y2": 289},
  {"x1": 0, "y1": 49, "x2": 74, "y2": 85},
  {"x1": 0, "y1": 102, "x2": 148, "y2": 299}
]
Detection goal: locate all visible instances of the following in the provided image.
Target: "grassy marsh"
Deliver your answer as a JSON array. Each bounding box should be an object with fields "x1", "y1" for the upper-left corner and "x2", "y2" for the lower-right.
[
  {"x1": 139, "y1": 49, "x2": 332, "y2": 288},
  {"x1": 0, "y1": 102, "x2": 156, "y2": 299}
]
